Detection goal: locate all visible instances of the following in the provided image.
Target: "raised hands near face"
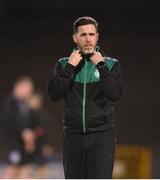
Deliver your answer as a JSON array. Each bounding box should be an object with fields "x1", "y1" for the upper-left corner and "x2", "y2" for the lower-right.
[
  {"x1": 68, "y1": 49, "x2": 83, "y2": 67},
  {"x1": 68, "y1": 49, "x2": 104, "y2": 67},
  {"x1": 90, "y1": 50, "x2": 104, "y2": 65}
]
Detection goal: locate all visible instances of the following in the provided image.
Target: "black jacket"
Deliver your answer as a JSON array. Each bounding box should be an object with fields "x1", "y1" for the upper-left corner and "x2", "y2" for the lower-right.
[
  {"x1": 48, "y1": 49, "x2": 123, "y2": 133},
  {"x1": 4, "y1": 95, "x2": 44, "y2": 149}
]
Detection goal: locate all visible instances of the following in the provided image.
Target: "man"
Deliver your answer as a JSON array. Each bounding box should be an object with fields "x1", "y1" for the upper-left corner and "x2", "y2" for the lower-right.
[
  {"x1": 48, "y1": 16, "x2": 123, "y2": 179},
  {"x1": 3, "y1": 76, "x2": 43, "y2": 178}
]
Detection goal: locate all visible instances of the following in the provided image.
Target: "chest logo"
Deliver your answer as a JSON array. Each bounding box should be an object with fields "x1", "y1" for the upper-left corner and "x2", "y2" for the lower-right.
[{"x1": 94, "y1": 69, "x2": 100, "y2": 79}]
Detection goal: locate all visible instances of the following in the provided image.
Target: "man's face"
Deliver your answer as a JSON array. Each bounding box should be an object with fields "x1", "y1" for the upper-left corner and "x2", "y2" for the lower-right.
[
  {"x1": 73, "y1": 24, "x2": 99, "y2": 55},
  {"x1": 13, "y1": 80, "x2": 33, "y2": 101}
]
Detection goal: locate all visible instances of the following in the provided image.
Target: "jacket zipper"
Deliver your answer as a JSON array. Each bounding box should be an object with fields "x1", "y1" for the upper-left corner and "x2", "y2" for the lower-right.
[{"x1": 82, "y1": 59, "x2": 87, "y2": 133}]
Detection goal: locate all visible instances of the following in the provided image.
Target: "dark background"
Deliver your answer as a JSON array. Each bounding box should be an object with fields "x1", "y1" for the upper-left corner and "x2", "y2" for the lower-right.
[{"x1": 0, "y1": 0, "x2": 160, "y2": 154}]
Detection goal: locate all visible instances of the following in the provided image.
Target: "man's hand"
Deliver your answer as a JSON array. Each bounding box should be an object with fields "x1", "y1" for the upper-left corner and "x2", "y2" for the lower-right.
[
  {"x1": 21, "y1": 128, "x2": 35, "y2": 154},
  {"x1": 90, "y1": 51, "x2": 104, "y2": 65},
  {"x1": 68, "y1": 50, "x2": 83, "y2": 67}
]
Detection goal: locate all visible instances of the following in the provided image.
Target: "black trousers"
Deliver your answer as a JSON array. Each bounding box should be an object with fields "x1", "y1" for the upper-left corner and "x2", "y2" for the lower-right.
[{"x1": 62, "y1": 128, "x2": 115, "y2": 179}]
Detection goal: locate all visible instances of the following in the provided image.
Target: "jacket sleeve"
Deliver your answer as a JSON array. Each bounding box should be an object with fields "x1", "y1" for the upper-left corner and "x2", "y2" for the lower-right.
[
  {"x1": 47, "y1": 61, "x2": 76, "y2": 101},
  {"x1": 97, "y1": 61, "x2": 123, "y2": 101}
]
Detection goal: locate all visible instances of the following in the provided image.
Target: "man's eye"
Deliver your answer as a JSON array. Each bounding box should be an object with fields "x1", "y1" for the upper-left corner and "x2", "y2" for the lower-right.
[{"x1": 81, "y1": 34, "x2": 86, "y2": 37}]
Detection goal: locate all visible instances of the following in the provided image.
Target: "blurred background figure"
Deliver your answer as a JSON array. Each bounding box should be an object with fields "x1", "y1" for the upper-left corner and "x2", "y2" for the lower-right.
[
  {"x1": 1, "y1": 76, "x2": 48, "y2": 178},
  {"x1": 26, "y1": 92, "x2": 54, "y2": 178},
  {"x1": 1, "y1": 75, "x2": 59, "y2": 178},
  {"x1": 2, "y1": 76, "x2": 35, "y2": 178}
]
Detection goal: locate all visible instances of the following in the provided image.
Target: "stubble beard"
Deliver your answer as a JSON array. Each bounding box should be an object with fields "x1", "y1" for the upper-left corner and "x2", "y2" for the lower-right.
[{"x1": 79, "y1": 45, "x2": 95, "y2": 55}]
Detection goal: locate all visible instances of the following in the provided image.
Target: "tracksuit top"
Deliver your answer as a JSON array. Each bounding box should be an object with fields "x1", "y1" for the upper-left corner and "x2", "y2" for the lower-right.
[{"x1": 48, "y1": 47, "x2": 123, "y2": 134}]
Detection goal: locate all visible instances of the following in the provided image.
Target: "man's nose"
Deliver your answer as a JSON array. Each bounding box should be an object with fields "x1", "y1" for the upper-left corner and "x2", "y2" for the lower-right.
[{"x1": 85, "y1": 35, "x2": 91, "y2": 42}]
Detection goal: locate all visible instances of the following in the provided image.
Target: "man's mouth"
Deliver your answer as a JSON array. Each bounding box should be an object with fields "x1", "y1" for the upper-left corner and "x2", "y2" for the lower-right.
[
  {"x1": 84, "y1": 45, "x2": 92, "y2": 48},
  {"x1": 83, "y1": 46, "x2": 93, "y2": 51}
]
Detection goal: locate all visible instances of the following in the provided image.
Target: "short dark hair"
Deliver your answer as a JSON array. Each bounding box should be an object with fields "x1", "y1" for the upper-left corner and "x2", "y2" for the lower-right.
[
  {"x1": 14, "y1": 76, "x2": 34, "y2": 86},
  {"x1": 73, "y1": 16, "x2": 98, "y2": 33}
]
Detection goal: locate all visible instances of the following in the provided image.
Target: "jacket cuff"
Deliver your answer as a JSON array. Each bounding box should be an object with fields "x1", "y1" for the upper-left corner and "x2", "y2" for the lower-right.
[{"x1": 60, "y1": 63, "x2": 76, "y2": 78}]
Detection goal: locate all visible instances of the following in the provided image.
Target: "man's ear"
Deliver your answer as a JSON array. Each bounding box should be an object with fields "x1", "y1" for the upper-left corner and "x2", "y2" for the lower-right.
[
  {"x1": 72, "y1": 34, "x2": 77, "y2": 43},
  {"x1": 96, "y1": 33, "x2": 99, "y2": 42}
]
